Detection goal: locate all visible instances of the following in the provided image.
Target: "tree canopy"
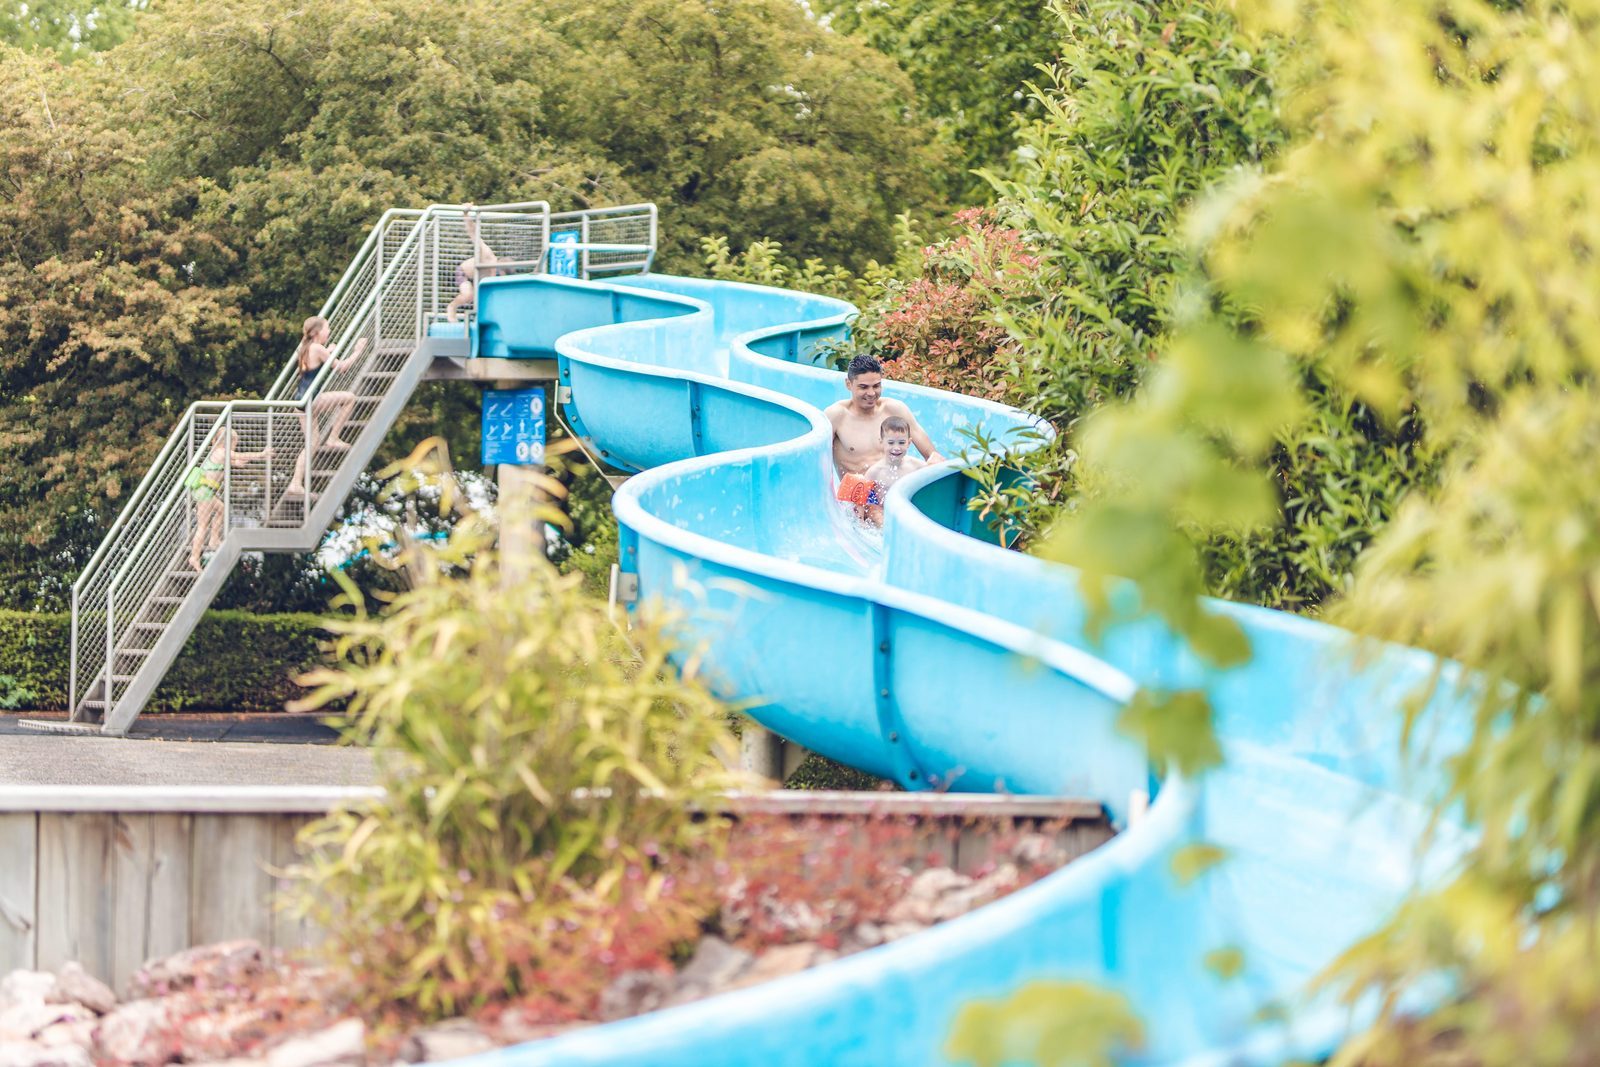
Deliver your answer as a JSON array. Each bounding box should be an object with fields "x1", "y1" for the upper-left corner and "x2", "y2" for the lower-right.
[{"x1": 817, "y1": 0, "x2": 1060, "y2": 202}]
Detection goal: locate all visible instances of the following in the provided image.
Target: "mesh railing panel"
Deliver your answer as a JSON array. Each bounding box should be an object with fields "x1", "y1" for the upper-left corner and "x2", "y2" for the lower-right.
[
  {"x1": 424, "y1": 211, "x2": 549, "y2": 324},
  {"x1": 72, "y1": 201, "x2": 655, "y2": 721},
  {"x1": 550, "y1": 204, "x2": 656, "y2": 275}
]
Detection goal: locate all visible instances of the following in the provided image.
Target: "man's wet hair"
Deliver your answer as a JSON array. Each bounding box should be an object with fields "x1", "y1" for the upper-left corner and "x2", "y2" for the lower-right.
[
  {"x1": 880, "y1": 415, "x2": 911, "y2": 438},
  {"x1": 846, "y1": 354, "x2": 883, "y2": 380}
]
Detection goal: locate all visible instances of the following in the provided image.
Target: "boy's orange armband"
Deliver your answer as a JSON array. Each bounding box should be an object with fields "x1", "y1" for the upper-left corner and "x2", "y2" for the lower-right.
[{"x1": 835, "y1": 474, "x2": 883, "y2": 507}]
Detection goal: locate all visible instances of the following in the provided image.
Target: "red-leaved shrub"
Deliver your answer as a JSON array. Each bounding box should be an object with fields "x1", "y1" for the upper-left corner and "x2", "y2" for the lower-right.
[{"x1": 866, "y1": 209, "x2": 1040, "y2": 402}]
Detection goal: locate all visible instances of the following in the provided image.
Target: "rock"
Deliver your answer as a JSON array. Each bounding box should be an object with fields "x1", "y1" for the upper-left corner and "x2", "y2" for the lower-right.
[
  {"x1": 487, "y1": 1010, "x2": 585, "y2": 1046},
  {"x1": 35, "y1": 1016, "x2": 96, "y2": 1049},
  {"x1": 134, "y1": 941, "x2": 263, "y2": 997},
  {"x1": 0, "y1": 1039, "x2": 93, "y2": 1067},
  {"x1": 94, "y1": 997, "x2": 188, "y2": 1067},
  {"x1": 886, "y1": 867, "x2": 973, "y2": 925},
  {"x1": 265, "y1": 1018, "x2": 365, "y2": 1067},
  {"x1": 400, "y1": 1018, "x2": 496, "y2": 1062},
  {"x1": 675, "y1": 937, "x2": 753, "y2": 991},
  {"x1": 176, "y1": 1001, "x2": 277, "y2": 1061},
  {"x1": 0, "y1": 1000, "x2": 94, "y2": 1041},
  {"x1": 728, "y1": 943, "x2": 836, "y2": 991},
  {"x1": 53, "y1": 963, "x2": 117, "y2": 1015},
  {"x1": 596, "y1": 970, "x2": 674, "y2": 1023},
  {"x1": 850, "y1": 921, "x2": 886, "y2": 949},
  {"x1": 1010, "y1": 833, "x2": 1066, "y2": 867},
  {"x1": 879, "y1": 920, "x2": 928, "y2": 942},
  {"x1": 0, "y1": 971, "x2": 60, "y2": 1011},
  {"x1": 931, "y1": 862, "x2": 1021, "y2": 922}
]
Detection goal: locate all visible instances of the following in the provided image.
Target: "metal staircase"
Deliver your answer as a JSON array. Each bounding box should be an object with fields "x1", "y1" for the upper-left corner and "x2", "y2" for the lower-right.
[{"x1": 58, "y1": 200, "x2": 658, "y2": 736}]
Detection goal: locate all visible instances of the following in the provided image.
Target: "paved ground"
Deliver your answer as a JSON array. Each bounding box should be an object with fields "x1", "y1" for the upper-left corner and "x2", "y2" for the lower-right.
[{"x1": 0, "y1": 713, "x2": 376, "y2": 788}]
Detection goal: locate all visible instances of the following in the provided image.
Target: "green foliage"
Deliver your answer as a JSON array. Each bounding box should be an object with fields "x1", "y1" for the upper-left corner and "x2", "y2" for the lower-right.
[
  {"x1": 947, "y1": 980, "x2": 1143, "y2": 1067},
  {"x1": 0, "y1": 0, "x2": 143, "y2": 59},
  {"x1": 698, "y1": 212, "x2": 925, "y2": 305},
  {"x1": 0, "y1": 45, "x2": 247, "y2": 611},
  {"x1": 1169, "y1": 843, "x2": 1229, "y2": 886},
  {"x1": 817, "y1": 0, "x2": 1061, "y2": 202},
  {"x1": 0, "y1": 608, "x2": 327, "y2": 711},
  {"x1": 1045, "y1": 0, "x2": 1600, "y2": 1059},
  {"x1": 988, "y1": 0, "x2": 1286, "y2": 429},
  {"x1": 1116, "y1": 688, "x2": 1224, "y2": 777},
  {"x1": 534, "y1": 0, "x2": 942, "y2": 271},
  {"x1": 288, "y1": 518, "x2": 741, "y2": 1015}
]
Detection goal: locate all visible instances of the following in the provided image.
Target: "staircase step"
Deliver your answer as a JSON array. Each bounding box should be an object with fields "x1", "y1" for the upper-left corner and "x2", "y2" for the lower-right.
[
  {"x1": 150, "y1": 596, "x2": 185, "y2": 605},
  {"x1": 110, "y1": 674, "x2": 138, "y2": 683},
  {"x1": 131, "y1": 622, "x2": 165, "y2": 632},
  {"x1": 19, "y1": 719, "x2": 101, "y2": 736},
  {"x1": 115, "y1": 648, "x2": 152, "y2": 658}
]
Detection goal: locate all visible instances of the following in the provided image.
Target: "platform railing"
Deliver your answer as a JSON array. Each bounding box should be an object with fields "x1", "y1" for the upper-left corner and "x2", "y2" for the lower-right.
[{"x1": 550, "y1": 203, "x2": 658, "y2": 277}]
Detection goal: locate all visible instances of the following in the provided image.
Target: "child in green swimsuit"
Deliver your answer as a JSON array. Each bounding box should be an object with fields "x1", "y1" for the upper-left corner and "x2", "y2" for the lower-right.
[{"x1": 187, "y1": 430, "x2": 269, "y2": 571}]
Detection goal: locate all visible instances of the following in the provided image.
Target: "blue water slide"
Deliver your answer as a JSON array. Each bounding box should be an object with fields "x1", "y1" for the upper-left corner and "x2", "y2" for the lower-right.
[{"x1": 463, "y1": 273, "x2": 1472, "y2": 1066}]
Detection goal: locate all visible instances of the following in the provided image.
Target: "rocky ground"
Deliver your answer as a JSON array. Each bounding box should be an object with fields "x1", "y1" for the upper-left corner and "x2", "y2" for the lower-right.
[{"x1": 0, "y1": 835, "x2": 1067, "y2": 1066}]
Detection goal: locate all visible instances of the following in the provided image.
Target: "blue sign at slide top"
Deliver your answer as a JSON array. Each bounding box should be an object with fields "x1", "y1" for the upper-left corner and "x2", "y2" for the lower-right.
[
  {"x1": 548, "y1": 230, "x2": 580, "y2": 278},
  {"x1": 481, "y1": 387, "x2": 545, "y2": 465}
]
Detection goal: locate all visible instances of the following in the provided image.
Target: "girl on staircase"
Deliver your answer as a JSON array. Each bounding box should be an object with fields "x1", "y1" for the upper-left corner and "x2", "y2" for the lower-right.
[{"x1": 285, "y1": 316, "x2": 368, "y2": 497}]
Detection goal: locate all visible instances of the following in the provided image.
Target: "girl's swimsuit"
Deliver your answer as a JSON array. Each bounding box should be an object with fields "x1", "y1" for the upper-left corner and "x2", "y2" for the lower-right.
[
  {"x1": 294, "y1": 368, "x2": 318, "y2": 401},
  {"x1": 186, "y1": 459, "x2": 224, "y2": 504}
]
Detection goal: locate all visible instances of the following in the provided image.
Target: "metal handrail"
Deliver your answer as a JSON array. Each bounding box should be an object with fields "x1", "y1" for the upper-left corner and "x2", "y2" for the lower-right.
[
  {"x1": 74, "y1": 203, "x2": 556, "y2": 593},
  {"x1": 98, "y1": 199, "x2": 458, "y2": 602},
  {"x1": 70, "y1": 198, "x2": 651, "y2": 722},
  {"x1": 263, "y1": 208, "x2": 423, "y2": 402},
  {"x1": 80, "y1": 209, "x2": 430, "y2": 592},
  {"x1": 105, "y1": 229, "x2": 432, "y2": 595},
  {"x1": 86, "y1": 211, "x2": 437, "y2": 713}
]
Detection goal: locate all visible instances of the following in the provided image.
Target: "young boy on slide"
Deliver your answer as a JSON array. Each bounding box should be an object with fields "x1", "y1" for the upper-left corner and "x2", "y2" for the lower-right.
[{"x1": 857, "y1": 415, "x2": 925, "y2": 524}]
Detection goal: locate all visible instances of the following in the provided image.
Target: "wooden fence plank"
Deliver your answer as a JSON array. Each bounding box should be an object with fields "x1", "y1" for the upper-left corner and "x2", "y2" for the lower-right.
[
  {"x1": 0, "y1": 813, "x2": 38, "y2": 973},
  {"x1": 108, "y1": 813, "x2": 194, "y2": 992},
  {"x1": 190, "y1": 814, "x2": 278, "y2": 948},
  {"x1": 270, "y1": 815, "x2": 319, "y2": 956},
  {"x1": 35, "y1": 813, "x2": 116, "y2": 979}
]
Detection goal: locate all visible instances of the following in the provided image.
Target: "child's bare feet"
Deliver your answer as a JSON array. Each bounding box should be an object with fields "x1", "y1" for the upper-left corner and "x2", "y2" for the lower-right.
[{"x1": 322, "y1": 438, "x2": 351, "y2": 452}]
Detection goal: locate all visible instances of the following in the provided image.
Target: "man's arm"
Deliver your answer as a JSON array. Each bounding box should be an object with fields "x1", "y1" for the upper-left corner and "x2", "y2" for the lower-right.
[{"x1": 889, "y1": 401, "x2": 943, "y2": 462}]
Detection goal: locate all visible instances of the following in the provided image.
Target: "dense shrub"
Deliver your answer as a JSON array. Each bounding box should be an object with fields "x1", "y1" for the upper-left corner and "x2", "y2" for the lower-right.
[
  {"x1": 288, "y1": 518, "x2": 743, "y2": 1016},
  {"x1": 846, "y1": 209, "x2": 1039, "y2": 403},
  {"x1": 1042, "y1": 0, "x2": 1600, "y2": 1059},
  {"x1": 0, "y1": 609, "x2": 327, "y2": 713}
]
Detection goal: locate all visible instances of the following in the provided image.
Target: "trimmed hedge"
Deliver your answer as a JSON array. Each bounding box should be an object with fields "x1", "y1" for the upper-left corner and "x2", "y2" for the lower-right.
[{"x1": 0, "y1": 609, "x2": 331, "y2": 713}]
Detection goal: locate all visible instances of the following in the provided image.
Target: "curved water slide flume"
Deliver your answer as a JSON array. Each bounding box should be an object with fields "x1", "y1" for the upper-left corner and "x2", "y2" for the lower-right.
[{"x1": 466, "y1": 272, "x2": 1471, "y2": 1067}]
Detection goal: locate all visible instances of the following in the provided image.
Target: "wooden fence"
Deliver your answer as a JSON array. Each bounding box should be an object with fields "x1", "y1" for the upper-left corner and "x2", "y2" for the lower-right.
[{"x1": 0, "y1": 786, "x2": 1112, "y2": 991}]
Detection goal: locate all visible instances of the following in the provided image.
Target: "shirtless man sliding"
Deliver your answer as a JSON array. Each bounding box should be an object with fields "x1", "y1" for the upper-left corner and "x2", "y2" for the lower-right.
[{"x1": 826, "y1": 355, "x2": 941, "y2": 516}]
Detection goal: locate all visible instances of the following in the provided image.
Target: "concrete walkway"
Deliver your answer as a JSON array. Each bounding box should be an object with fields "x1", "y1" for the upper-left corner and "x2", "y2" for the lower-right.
[{"x1": 0, "y1": 714, "x2": 376, "y2": 788}]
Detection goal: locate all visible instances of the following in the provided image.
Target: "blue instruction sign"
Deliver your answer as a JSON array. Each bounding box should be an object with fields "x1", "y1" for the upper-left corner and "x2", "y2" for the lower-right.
[
  {"x1": 482, "y1": 387, "x2": 546, "y2": 466},
  {"x1": 547, "y1": 230, "x2": 580, "y2": 278}
]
